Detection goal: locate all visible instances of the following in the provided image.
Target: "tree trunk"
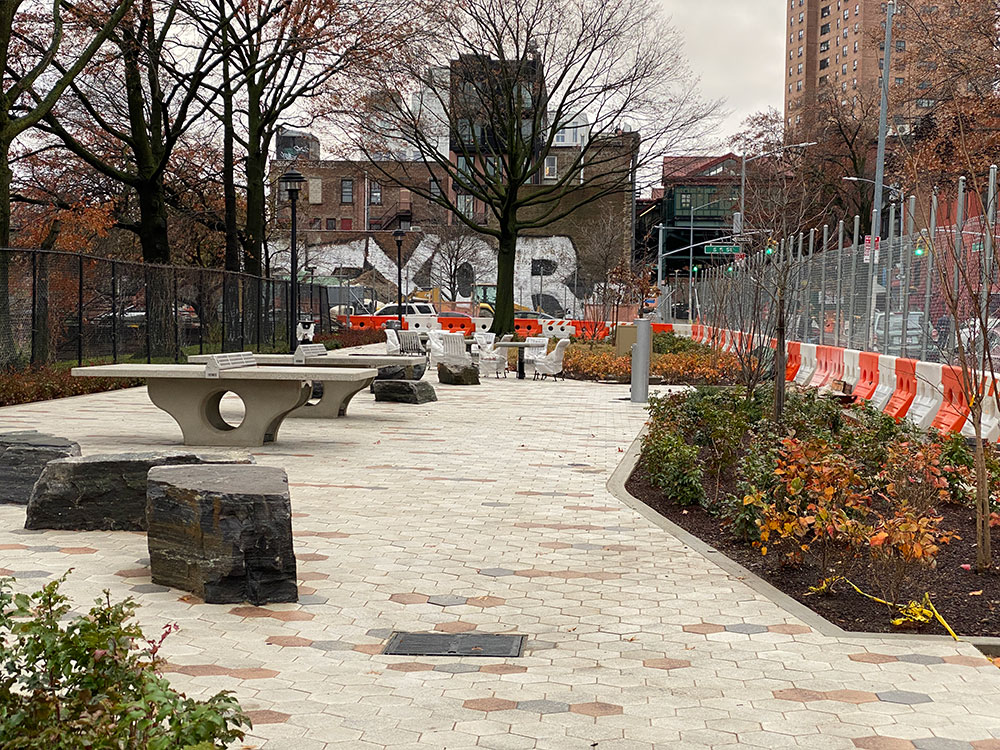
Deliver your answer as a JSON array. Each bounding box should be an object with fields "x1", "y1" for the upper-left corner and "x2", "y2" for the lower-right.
[
  {"x1": 136, "y1": 177, "x2": 171, "y2": 264},
  {"x1": 243, "y1": 95, "x2": 266, "y2": 277},
  {"x1": 0, "y1": 145, "x2": 16, "y2": 364},
  {"x1": 973, "y1": 404, "x2": 993, "y2": 571},
  {"x1": 490, "y1": 224, "x2": 517, "y2": 336}
]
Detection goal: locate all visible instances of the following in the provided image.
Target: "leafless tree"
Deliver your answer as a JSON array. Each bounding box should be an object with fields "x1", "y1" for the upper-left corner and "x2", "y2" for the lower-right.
[{"x1": 350, "y1": 0, "x2": 719, "y2": 335}]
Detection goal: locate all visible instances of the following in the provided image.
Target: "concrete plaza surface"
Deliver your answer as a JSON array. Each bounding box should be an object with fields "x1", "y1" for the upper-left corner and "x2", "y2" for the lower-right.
[{"x1": 1, "y1": 369, "x2": 1000, "y2": 749}]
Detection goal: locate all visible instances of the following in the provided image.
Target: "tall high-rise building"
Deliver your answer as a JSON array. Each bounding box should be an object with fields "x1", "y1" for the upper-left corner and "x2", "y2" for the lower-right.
[{"x1": 784, "y1": 1, "x2": 927, "y2": 133}]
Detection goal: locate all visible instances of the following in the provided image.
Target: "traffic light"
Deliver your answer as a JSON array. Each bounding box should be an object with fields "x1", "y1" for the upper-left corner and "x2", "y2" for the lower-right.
[{"x1": 914, "y1": 245, "x2": 926, "y2": 257}]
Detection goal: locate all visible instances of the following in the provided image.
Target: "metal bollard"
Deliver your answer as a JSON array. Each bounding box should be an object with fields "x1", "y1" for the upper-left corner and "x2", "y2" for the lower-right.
[{"x1": 631, "y1": 319, "x2": 651, "y2": 403}]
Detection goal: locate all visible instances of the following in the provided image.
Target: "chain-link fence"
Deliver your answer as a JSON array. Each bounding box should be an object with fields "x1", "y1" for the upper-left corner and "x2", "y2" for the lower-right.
[
  {"x1": 688, "y1": 178, "x2": 999, "y2": 366},
  {"x1": 0, "y1": 248, "x2": 333, "y2": 369}
]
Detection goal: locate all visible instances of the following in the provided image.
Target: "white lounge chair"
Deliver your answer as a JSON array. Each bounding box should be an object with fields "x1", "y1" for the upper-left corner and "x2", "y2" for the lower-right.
[
  {"x1": 524, "y1": 336, "x2": 549, "y2": 377},
  {"x1": 426, "y1": 330, "x2": 446, "y2": 366},
  {"x1": 398, "y1": 330, "x2": 426, "y2": 357},
  {"x1": 533, "y1": 339, "x2": 570, "y2": 381},
  {"x1": 441, "y1": 332, "x2": 472, "y2": 367},
  {"x1": 476, "y1": 334, "x2": 506, "y2": 378},
  {"x1": 385, "y1": 328, "x2": 401, "y2": 355}
]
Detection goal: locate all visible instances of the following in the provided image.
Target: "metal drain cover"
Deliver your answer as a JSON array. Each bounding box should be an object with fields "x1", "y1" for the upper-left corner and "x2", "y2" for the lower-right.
[{"x1": 383, "y1": 632, "x2": 525, "y2": 657}]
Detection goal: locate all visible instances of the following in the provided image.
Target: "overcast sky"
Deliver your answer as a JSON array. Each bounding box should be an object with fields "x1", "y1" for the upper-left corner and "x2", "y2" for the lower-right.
[{"x1": 658, "y1": 1, "x2": 786, "y2": 148}]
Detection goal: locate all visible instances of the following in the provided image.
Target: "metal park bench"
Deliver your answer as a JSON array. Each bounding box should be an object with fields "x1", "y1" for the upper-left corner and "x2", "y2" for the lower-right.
[{"x1": 72, "y1": 353, "x2": 377, "y2": 447}]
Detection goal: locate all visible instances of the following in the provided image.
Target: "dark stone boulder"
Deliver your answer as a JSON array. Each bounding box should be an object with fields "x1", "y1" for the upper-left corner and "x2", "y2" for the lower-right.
[
  {"x1": 376, "y1": 362, "x2": 426, "y2": 381},
  {"x1": 0, "y1": 432, "x2": 81, "y2": 505},
  {"x1": 437, "y1": 362, "x2": 480, "y2": 385},
  {"x1": 146, "y1": 465, "x2": 297, "y2": 605},
  {"x1": 372, "y1": 379, "x2": 438, "y2": 404},
  {"x1": 25, "y1": 450, "x2": 255, "y2": 531}
]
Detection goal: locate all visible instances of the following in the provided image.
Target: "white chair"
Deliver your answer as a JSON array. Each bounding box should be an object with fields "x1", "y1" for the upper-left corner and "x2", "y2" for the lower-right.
[
  {"x1": 476, "y1": 334, "x2": 507, "y2": 378},
  {"x1": 398, "y1": 330, "x2": 425, "y2": 357},
  {"x1": 524, "y1": 336, "x2": 549, "y2": 377},
  {"x1": 472, "y1": 332, "x2": 496, "y2": 357},
  {"x1": 441, "y1": 332, "x2": 472, "y2": 367},
  {"x1": 385, "y1": 328, "x2": 401, "y2": 355},
  {"x1": 426, "y1": 330, "x2": 446, "y2": 366},
  {"x1": 533, "y1": 339, "x2": 570, "y2": 381}
]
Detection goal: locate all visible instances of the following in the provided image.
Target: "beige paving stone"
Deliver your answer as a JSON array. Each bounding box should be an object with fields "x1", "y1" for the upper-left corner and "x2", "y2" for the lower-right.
[{"x1": 2, "y1": 371, "x2": 1000, "y2": 748}]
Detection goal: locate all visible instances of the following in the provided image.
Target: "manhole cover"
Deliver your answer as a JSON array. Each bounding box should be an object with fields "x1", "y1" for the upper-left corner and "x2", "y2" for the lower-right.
[{"x1": 383, "y1": 632, "x2": 525, "y2": 657}]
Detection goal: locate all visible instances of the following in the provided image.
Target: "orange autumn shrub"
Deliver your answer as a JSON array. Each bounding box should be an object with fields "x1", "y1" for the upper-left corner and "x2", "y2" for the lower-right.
[{"x1": 562, "y1": 344, "x2": 739, "y2": 385}]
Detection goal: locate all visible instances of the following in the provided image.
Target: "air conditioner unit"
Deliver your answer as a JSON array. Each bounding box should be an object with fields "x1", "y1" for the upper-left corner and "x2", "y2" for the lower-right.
[{"x1": 896, "y1": 123, "x2": 912, "y2": 135}]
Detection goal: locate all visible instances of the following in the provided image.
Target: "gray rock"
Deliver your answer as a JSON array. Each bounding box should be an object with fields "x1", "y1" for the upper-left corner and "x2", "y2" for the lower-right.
[
  {"x1": 0, "y1": 433, "x2": 80, "y2": 505},
  {"x1": 372, "y1": 379, "x2": 437, "y2": 404},
  {"x1": 376, "y1": 363, "x2": 426, "y2": 381},
  {"x1": 25, "y1": 450, "x2": 254, "y2": 531},
  {"x1": 146, "y1": 464, "x2": 297, "y2": 605},
  {"x1": 437, "y1": 363, "x2": 480, "y2": 385}
]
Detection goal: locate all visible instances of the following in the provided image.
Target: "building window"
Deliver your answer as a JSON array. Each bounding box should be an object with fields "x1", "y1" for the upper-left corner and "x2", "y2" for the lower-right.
[
  {"x1": 798, "y1": 45, "x2": 804, "y2": 56},
  {"x1": 326, "y1": 218, "x2": 336, "y2": 230},
  {"x1": 456, "y1": 194, "x2": 475, "y2": 218},
  {"x1": 340, "y1": 218, "x2": 353, "y2": 230},
  {"x1": 340, "y1": 179, "x2": 353, "y2": 204},
  {"x1": 543, "y1": 156, "x2": 558, "y2": 179},
  {"x1": 309, "y1": 217, "x2": 321, "y2": 229},
  {"x1": 555, "y1": 129, "x2": 566, "y2": 143},
  {"x1": 895, "y1": 77, "x2": 905, "y2": 85},
  {"x1": 456, "y1": 155, "x2": 471, "y2": 178},
  {"x1": 368, "y1": 220, "x2": 381, "y2": 230},
  {"x1": 896, "y1": 40, "x2": 906, "y2": 51},
  {"x1": 916, "y1": 98, "x2": 936, "y2": 108},
  {"x1": 820, "y1": 22, "x2": 830, "y2": 34},
  {"x1": 797, "y1": 63, "x2": 803, "y2": 74},
  {"x1": 819, "y1": 40, "x2": 829, "y2": 52},
  {"x1": 429, "y1": 179, "x2": 441, "y2": 197},
  {"x1": 307, "y1": 178, "x2": 323, "y2": 205},
  {"x1": 798, "y1": 29, "x2": 804, "y2": 39},
  {"x1": 821, "y1": 4, "x2": 830, "y2": 16},
  {"x1": 819, "y1": 58, "x2": 830, "y2": 70},
  {"x1": 679, "y1": 193, "x2": 691, "y2": 210},
  {"x1": 796, "y1": 80, "x2": 803, "y2": 91},
  {"x1": 842, "y1": 64, "x2": 848, "y2": 74},
  {"x1": 369, "y1": 181, "x2": 381, "y2": 206}
]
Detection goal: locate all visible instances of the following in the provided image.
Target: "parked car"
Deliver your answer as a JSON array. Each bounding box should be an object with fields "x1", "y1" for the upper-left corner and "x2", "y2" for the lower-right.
[
  {"x1": 438, "y1": 311, "x2": 473, "y2": 321},
  {"x1": 374, "y1": 302, "x2": 437, "y2": 317},
  {"x1": 515, "y1": 310, "x2": 558, "y2": 320},
  {"x1": 872, "y1": 311, "x2": 936, "y2": 352},
  {"x1": 92, "y1": 304, "x2": 200, "y2": 329}
]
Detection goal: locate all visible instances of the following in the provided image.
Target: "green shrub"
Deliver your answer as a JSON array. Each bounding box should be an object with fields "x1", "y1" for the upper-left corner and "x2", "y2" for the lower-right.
[
  {"x1": 0, "y1": 576, "x2": 250, "y2": 749},
  {"x1": 651, "y1": 332, "x2": 702, "y2": 355},
  {"x1": 642, "y1": 424, "x2": 704, "y2": 506}
]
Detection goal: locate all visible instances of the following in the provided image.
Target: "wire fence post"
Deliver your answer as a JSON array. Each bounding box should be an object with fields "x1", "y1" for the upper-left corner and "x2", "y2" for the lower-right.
[
  {"x1": 951, "y1": 177, "x2": 966, "y2": 353},
  {"x1": 77, "y1": 254, "x2": 84, "y2": 366},
  {"x1": 922, "y1": 191, "x2": 938, "y2": 361},
  {"x1": 883, "y1": 202, "x2": 896, "y2": 354},
  {"x1": 835, "y1": 220, "x2": 845, "y2": 347},
  {"x1": 820, "y1": 224, "x2": 829, "y2": 345},
  {"x1": 848, "y1": 216, "x2": 860, "y2": 349},
  {"x1": 111, "y1": 260, "x2": 118, "y2": 363}
]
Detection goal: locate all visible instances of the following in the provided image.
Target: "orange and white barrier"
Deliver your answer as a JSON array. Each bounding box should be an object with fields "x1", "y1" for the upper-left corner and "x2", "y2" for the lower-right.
[
  {"x1": 871, "y1": 355, "x2": 898, "y2": 411},
  {"x1": 930, "y1": 365, "x2": 970, "y2": 434},
  {"x1": 883, "y1": 358, "x2": 917, "y2": 420},
  {"x1": 785, "y1": 341, "x2": 802, "y2": 382},
  {"x1": 907, "y1": 362, "x2": 944, "y2": 430},
  {"x1": 842, "y1": 349, "x2": 861, "y2": 392},
  {"x1": 853, "y1": 352, "x2": 880, "y2": 400},
  {"x1": 794, "y1": 344, "x2": 818, "y2": 386}
]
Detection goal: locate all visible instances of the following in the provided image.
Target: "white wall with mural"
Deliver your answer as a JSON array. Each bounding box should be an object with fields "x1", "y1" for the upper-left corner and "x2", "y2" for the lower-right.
[{"x1": 273, "y1": 233, "x2": 584, "y2": 315}]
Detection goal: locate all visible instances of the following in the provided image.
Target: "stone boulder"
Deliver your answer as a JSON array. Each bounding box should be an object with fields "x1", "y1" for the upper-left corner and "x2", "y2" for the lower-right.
[
  {"x1": 437, "y1": 363, "x2": 480, "y2": 385},
  {"x1": 372, "y1": 379, "x2": 437, "y2": 404},
  {"x1": 0, "y1": 432, "x2": 81, "y2": 505},
  {"x1": 377, "y1": 362, "x2": 426, "y2": 381},
  {"x1": 146, "y1": 465, "x2": 297, "y2": 605},
  {"x1": 25, "y1": 450, "x2": 254, "y2": 531}
]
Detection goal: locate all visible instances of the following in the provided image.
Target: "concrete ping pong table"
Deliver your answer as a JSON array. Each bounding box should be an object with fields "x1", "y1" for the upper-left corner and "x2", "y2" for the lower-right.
[{"x1": 72, "y1": 352, "x2": 378, "y2": 447}]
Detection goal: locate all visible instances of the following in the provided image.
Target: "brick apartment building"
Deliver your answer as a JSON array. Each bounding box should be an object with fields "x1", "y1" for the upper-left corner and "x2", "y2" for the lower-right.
[{"x1": 784, "y1": 0, "x2": 937, "y2": 134}]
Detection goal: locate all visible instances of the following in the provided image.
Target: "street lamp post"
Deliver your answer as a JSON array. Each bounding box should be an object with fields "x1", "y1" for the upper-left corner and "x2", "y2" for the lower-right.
[
  {"x1": 279, "y1": 168, "x2": 305, "y2": 351},
  {"x1": 393, "y1": 229, "x2": 406, "y2": 326}
]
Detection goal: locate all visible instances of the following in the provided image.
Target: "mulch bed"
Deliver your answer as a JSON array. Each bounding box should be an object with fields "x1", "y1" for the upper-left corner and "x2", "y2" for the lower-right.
[{"x1": 626, "y1": 464, "x2": 1000, "y2": 638}]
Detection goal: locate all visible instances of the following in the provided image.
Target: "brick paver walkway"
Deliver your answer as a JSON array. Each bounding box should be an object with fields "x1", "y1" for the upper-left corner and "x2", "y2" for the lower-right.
[{"x1": 2, "y1": 368, "x2": 1000, "y2": 749}]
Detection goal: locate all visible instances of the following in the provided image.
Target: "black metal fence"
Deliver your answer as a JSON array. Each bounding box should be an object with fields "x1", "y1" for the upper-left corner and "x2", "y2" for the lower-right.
[{"x1": 0, "y1": 248, "x2": 332, "y2": 369}]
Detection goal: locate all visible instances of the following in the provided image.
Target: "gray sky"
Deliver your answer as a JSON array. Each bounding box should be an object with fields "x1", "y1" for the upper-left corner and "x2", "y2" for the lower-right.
[{"x1": 658, "y1": 0, "x2": 786, "y2": 147}]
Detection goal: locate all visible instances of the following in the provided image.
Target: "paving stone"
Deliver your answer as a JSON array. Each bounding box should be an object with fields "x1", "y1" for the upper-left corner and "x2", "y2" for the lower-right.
[
  {"x1": 877, "y1": 690, "x2": 934, "y2": 705},
  {"x1": 130, "y1": 583, "x2": 171, "y2": 594},
  {"x1": 433, "y1": 663, "x2": 480, "y2": 673},
  {"x1": 570, "y1": 701, "x2": 624, "y2": 717},
  {"x1": 517, "y1": 700, "x2": 570, "y2": 714},
  {"x1": 898, "y1": 654, "x2": 945, "y2": 665},
  {"x1": 853, "y1": 739, "x2": 915, "y2": 750},
  {"x1": 911, "y1": 740, "x2": 974, "y2": 750},
  {"x1": 366, "y1": 628, "x2": 394, "y2": 638},
  {"x1": 427, "y1": 595, "x2": 468, "y2": 607},
  {"x1": 478, "y1": 568, "x2": 515, "y2": 577},
  {"x1": 726, "y1": 623, "x2": 769, "y2": 634},
  {"x1": 309, "y1": 640, "x2": 355, "y2": 652},
  {"x1": 463, "y1": 698, "x2": 518, "y2": 712}
]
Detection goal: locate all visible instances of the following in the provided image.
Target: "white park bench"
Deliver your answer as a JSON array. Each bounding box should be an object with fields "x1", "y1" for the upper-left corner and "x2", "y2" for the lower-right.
[
  {"x1": 72, "y1": 353, "x2": 377, "y2": 447},
  {"x1": 188, "y1": 345, "x2": 426, "y2": 379}
]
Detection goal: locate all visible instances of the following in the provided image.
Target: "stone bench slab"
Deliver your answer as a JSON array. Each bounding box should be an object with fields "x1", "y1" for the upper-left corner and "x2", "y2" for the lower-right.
[
  {"x1": 25, "y1": 450, "x2": 254, "y2": 531},
  {"x1": 146, "y1": 465, "x2": 296, "y2": 605}
]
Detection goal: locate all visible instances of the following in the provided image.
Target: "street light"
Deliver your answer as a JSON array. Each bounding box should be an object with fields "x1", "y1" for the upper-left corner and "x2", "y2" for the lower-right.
[
  {"x1": 739, "y1": 141, "x2": 818, "y2": 231},
  {"x1": 278, "y1": 167, "x2": 305, "y2": 351},
  {"x1": 392, "y1": 229, "x2": 406, "y2": 326}
]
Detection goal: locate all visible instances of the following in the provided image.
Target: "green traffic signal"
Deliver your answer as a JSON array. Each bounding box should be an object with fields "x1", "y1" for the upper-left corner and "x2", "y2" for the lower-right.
[
  {"x1": 765, "y1": 247, "x2": 775, "y2": 256},
  {"x1": 914, "y1": 245, "x2": 926, "y2": 257}
]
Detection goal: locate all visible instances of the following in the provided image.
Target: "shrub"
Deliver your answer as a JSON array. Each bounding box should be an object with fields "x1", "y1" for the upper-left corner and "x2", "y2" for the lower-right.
[
  {"x1": 866, "y1": 506, "x2": 957, "y2": 606},
  {"x1": 562, "y1": 343, "x2": 740, "y2": 385},
  {"x1": 641, "y1": 423, "x2": 704, "y2": 506},
  {"x1": 0, "y1": 576, "x2": 250, "y2": 749},
  {"x1": 0, "y1": 365, "x2": 143, "y2": 408},
  {"x1": 314, "y1": 327, "x2": 385, "y2": 350},
  {"x1": 651, "y1": 332, "x2": 702, "y2": 355}
]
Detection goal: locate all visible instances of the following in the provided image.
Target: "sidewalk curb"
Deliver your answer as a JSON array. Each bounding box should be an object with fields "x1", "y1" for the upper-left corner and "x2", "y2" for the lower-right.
[{"x1": 607, "y1": 426, "x2": 1000, "y2": 657}]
